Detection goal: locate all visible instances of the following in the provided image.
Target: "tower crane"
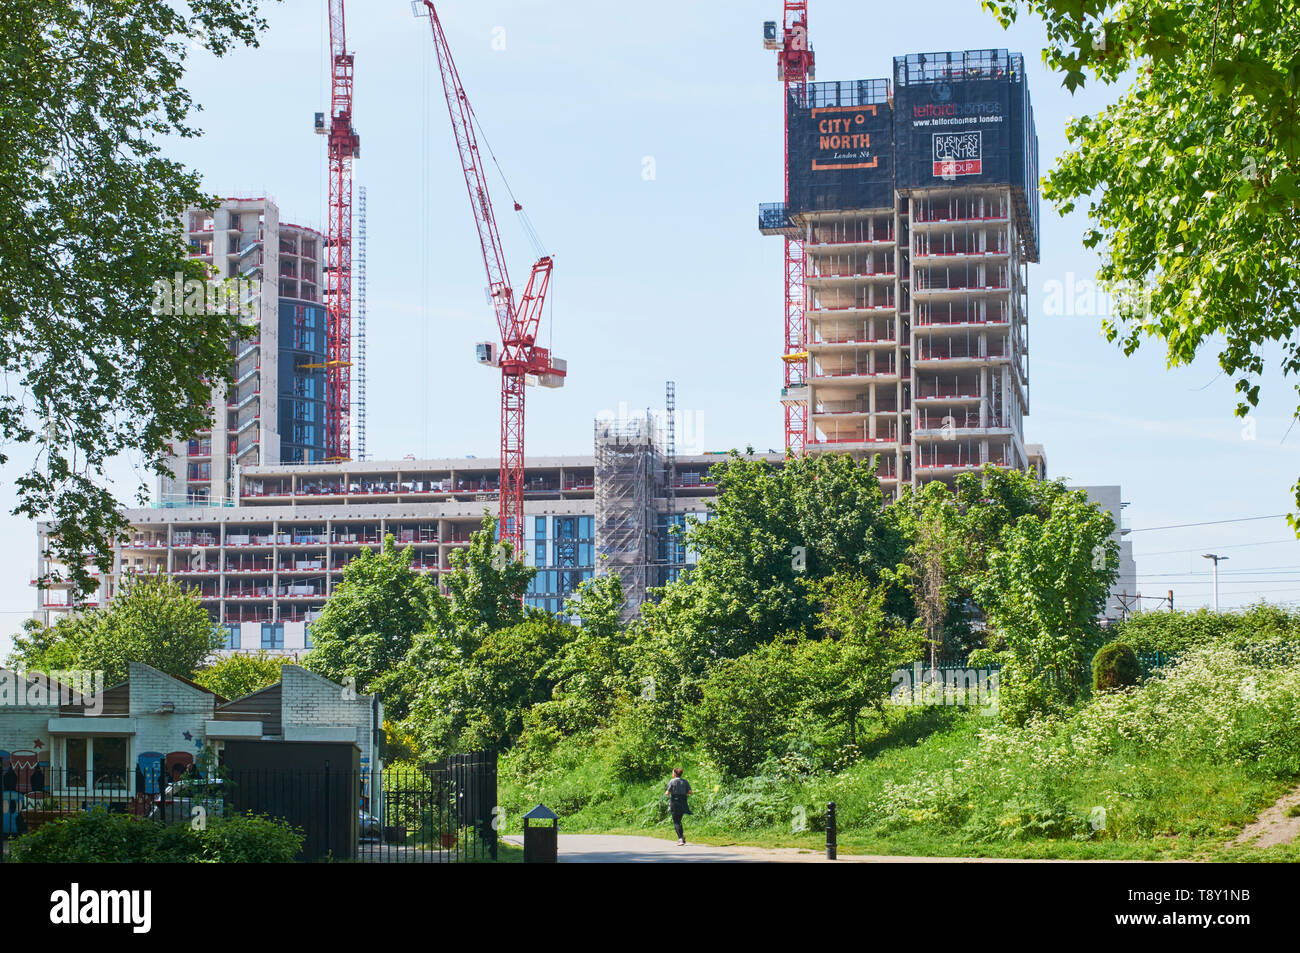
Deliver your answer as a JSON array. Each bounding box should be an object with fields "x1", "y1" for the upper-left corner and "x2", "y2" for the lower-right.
[
  {"x1": 764, "y1": 3, "x2": 815, "y2": 456},
  {"x1": 315, "y1": 0, "x2": 360, "y2": 462},
  {"x1": 415, "y1": 1, "x2": 566, "y2": 558}
]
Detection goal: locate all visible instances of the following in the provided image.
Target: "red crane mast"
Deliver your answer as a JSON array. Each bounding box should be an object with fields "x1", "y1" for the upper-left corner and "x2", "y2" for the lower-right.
[
  {"x1": 320, "y1": 0, "x2": 360, "y2": 462},
  {"x1": 416, "y1": 1, "x2": 565, "y2": 558},
  {"x1": 770, "y1": 2, "x2": 814, "y2": 456}
]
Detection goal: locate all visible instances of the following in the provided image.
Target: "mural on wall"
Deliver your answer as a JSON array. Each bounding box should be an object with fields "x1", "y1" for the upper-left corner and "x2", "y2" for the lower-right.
[
  {"x1": 0, "y1": 744, "x2": 49, "y2": 794},
  {"x1": 2, "y1": 745, "x2": 48, "y2": 834},
  {"x1": 135, "y1": 750, "x2": 197, "y2": 795}
]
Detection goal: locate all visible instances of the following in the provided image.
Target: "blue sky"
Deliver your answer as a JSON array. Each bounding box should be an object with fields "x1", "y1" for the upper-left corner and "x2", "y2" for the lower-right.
[{"x1": 3, "y1": 0, "x2": 1298, "y2": 654}]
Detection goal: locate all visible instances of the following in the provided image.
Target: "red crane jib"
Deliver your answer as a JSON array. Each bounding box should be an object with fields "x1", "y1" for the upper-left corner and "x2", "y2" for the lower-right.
[{"x1": 419, "y1": 2, "x2": 559, "y2": 559}]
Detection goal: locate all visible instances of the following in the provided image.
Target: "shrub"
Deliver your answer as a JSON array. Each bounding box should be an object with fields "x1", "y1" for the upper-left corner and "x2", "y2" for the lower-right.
[
  {"x1": 602, "y1": 703, "x2": 673, "y2": 784},
  {"x1": 1092, "y1": 642, "x2": 1141, "y2": 692},
  {"x1": 8, "y1": 809, "x2": 302, "y2": 863},
  {"x1": 199, "y1": 813, "x2": 302, "y2": 863},
  {"x1": 1115, "y1": 604, "x2": 1300, "y2": 655},
  {"x1": 9, "y1": 810, "x2": 198, "y2": 863},
  {"x1": 685, "y1": 640, "x2": 803, "y2": 777}
]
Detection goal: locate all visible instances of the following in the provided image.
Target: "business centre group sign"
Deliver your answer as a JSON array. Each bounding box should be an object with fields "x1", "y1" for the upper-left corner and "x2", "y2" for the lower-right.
[{"x1": 895, "y1": 77, "x2": 1013, "y2": 188}]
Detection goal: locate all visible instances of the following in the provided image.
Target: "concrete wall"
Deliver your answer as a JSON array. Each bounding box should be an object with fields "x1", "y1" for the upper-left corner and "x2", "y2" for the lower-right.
[{"x1": 1075, "y1": 484, "x2": 1138, "y2": 620}]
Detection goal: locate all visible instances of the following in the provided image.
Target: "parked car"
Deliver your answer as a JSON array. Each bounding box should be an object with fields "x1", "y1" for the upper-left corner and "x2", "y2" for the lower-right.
[
  {"x1": 148, "y1": 778, "x2": 227, "y2": 824},
  {"x1": 359, "y1": 810, "x2": 381, "y2": 842}
]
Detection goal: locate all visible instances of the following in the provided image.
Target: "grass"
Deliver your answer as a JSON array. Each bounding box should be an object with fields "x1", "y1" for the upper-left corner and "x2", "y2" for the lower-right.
[{"x1": 499, "y1": 643, "x2": 1300, "y2": 861}]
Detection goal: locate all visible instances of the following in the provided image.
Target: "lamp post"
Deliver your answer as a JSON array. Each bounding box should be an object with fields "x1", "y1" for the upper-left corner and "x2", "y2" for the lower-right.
[{"x1": 1202, "y1": 554, "x2": 1229, "y2": 612}]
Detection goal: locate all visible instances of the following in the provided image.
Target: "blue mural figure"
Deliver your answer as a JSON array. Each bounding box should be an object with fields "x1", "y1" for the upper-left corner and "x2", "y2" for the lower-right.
[
  {"x1": 137, "y1": 752, "x2": 165, "y2": 796},
  {"x1": 1, "y1": 751, "x2": 16, "y2": 835}
]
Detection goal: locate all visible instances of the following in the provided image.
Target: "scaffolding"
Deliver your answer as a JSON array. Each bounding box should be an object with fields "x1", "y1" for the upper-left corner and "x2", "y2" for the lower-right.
[{"x1": 594, "y1": 416, "x2": 659, "y2": 618}]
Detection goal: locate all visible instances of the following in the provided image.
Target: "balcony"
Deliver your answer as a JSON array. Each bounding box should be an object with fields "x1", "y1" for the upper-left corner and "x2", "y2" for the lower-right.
[{"x1": 914, "y1": 345, "x2": 1010, "y2": 365}]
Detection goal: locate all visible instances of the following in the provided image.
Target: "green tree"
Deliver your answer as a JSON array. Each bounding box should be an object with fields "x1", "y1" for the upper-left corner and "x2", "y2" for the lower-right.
[
  {"x1": 192, "y1": 651, "x2": 290, "y2": 700},
  {"x1": 894, "y1": 468, "x2": 1080, "y2": 659},
  {"x1": 303, "y1": 535, "x2": 438, "y2": 720},
  {"x1": 8, "y1": 575, "x2": 222, "y2": 684},
  {"x1": 984, "y1": 0, "x2": 1300, "y2": 516},
  {"x1": 1, "y1": 0, "x2": 277, "y2": 596},
  {"x1": 632, "y1": 452, "x2": 909, "y2": 741},
  {"x1": 684, "y1": 639, "x2": 804, "y2": 778},
  {"x1": 973, "y1": 487, "x2": 1118, "y2": 722},
  {"x1": 409, "y1": 613, "x2": 573, "y2": 756},
  {"x1": 396, "y1": 514, "x2": 537, "y2": 756},
  {"x1": 674, "y1": 452, "x2": 907, "y2": 654},
  {"x1": 530, "y1": 574, "x2": 634, "y2": 736},
  {"x1": 907, "y1": 505, "x2": 954, "y2": 669},
  {"x1": 429, "y1": 513, "x2": 534, "y2": 650},
  {"x1": 7, "y1": 616, "x2": 85, "y2": 672},
  {"x1": 801, "y1": 573, "x2": 926, "y2": 747}
]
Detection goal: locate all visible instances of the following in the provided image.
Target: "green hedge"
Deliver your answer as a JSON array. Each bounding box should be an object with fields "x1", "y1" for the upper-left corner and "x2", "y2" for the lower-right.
[
  {"x1": 1114, "y1": 604, "x2": 1300, "y2": 655},
  {"x1": 7, "y1": 808, "x2": 302, "y2": 863}
]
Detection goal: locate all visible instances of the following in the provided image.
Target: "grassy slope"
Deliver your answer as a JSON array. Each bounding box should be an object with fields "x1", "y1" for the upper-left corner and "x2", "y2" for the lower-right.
[{"x1": 500, "y1": 696, "x2": 1300, "y2": 861}]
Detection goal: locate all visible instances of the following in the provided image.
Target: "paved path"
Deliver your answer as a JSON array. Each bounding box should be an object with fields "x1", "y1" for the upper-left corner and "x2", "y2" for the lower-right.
[{"x1": 501, "y1": 833, "x2": 1073, "y2": 863}]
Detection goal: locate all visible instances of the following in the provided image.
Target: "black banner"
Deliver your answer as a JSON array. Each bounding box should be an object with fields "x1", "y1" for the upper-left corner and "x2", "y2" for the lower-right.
[
  {"x1": 894, "y1": 76, "x2": 1013, "y2": 188},
  {"x1": 788, "y1": 84, "x2": 894, "y2": 214}
]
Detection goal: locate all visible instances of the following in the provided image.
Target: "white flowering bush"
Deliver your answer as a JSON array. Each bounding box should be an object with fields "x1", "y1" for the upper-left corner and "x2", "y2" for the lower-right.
[{"x1": 861, "y1": 641, "x2": 1300, "y2": 841}]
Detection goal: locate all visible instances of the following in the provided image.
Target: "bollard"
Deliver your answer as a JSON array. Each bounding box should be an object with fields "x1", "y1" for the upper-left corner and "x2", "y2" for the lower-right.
[{"x1": 826, "y1": 802, "x2": 837, "y2": 860}]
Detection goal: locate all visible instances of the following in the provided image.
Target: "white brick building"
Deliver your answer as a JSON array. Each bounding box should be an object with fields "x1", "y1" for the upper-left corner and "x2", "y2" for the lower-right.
[{"x1": 0, "y1": 662, "x2": 381, "y2": 821}]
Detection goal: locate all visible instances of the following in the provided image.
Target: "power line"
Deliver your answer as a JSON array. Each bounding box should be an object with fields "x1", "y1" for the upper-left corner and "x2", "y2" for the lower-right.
[
  {"x1": 1137, "y1": 565, "x2": 1300, "y2": 578},
  {"x1": 1127, "y1": 514, "x2": 1289, "y2": 533},
  {"x1": 1135, "y1": 538, "x2": 1300, "y2": 558}
]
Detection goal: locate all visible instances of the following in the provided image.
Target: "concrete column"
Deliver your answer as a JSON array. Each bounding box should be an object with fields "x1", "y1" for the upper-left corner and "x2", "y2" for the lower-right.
[{"x1": 271, "y1": 518, "x2": 279, "y2": 623}]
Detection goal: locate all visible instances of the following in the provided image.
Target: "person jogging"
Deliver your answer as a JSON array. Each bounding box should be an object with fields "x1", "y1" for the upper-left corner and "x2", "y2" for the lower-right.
[{"x1": 664, "y1": 767, "x2": 693, "y2": 846}]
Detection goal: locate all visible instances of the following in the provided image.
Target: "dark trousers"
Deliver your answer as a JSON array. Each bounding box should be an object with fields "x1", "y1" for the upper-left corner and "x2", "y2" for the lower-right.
[{"x1": 672, "y1": 810, "x2": 685, "y2": 841}]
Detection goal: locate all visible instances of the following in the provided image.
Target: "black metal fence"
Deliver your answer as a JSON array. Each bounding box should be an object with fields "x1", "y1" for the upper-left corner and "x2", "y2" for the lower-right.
[
  {"x1": 1, "y1": 752, "x2": 498, "y2": 864},
  {"x1": 364, "y1": 753, "x2": 499, "y2": 863}
]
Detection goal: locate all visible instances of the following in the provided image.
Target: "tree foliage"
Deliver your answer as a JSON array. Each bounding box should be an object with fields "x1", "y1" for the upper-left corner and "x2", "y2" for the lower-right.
[
  {"x1": 395, "y1": 514, "x2": 539, "y2": 757},
  {"x1": 7, "y1": 575, "x2": 223, "y2": 684},
  {"x1": 973, "y1": 485, "x2": 1119, "y2": 721},
  {"x1": 686, "y1": 575, "x2": 922, "y2": 777},
  {"x1": 984, "y1": 0, "x2": 1300, "y2": 516},
  {"x1": 192, "y1": 651, "x2": 291, "y2": 700},
  {"x1": 629, "y1": 452, "x2": 908, "y2": 739},
  {"x1": 894, "y1": 468, "x2": 1090, "y2": 660},
  {"x1": 304, "y1": 535, "x2": 438, "y2": 719},
  {"x1": 802, "y1": 573, "x2": 926, "y2": 746},
  {"x1": 407, "y1": 613, "x2": 573, "y2": 757},
  {"x1": 429, "y1": 513, "x2": 534, "y2": 650},
  {"x1": 1114, "y1": 603, "x2": 1300, "y2": 654},
  {"x1": 530, "y1": 574, "x2": 634, "y2": 736},
  {"x1": 0, "y1": 0, "x2": 278, "y2": 595}
]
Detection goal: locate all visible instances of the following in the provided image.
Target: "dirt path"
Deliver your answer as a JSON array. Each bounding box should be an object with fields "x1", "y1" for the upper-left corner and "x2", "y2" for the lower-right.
[{"x1": 1234, "y1": 784, "x2": 1300, "y2": 849}]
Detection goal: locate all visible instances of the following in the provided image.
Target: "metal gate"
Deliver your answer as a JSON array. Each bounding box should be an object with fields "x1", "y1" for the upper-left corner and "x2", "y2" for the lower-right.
[{"x1": 361, "y1": 751, "x2": 498, "y2": 863}]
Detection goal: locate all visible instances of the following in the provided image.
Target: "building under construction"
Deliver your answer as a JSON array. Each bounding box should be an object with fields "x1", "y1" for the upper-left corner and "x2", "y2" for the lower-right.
[
  {"x1": 34, "y1": 431, "x2": 779, "y2": 644},
  {"x1": 164, "y1": 198, "x2": 332, "y2": 507},
  {"x1": 762, "y1": 46, "x2": 1041, "y2": 499}
]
